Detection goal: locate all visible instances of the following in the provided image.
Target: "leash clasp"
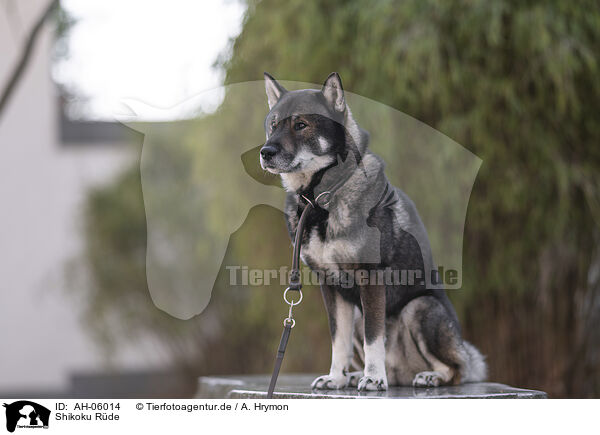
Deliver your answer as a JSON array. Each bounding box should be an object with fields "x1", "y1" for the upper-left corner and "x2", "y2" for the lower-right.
[{"x1": 283, "y1": 287, "x2": 303, "y2": 328}]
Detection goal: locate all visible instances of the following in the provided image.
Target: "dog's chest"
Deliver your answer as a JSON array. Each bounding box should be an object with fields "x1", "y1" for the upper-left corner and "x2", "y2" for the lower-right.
[
  {"x1": 291, "y1": 204, "x2": 362, "y2": 270},
  {"x1": 300, "y1": 228, "x2": 358, "y2": 270}
]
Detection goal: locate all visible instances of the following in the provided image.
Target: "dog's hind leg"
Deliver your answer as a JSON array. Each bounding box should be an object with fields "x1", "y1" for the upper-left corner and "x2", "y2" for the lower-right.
[
  {"x1": 411, "y1": 336, "x2": 456, "y2": 387},
  {"x1": 399, "y1": 296, "x2": 485, "y2": 387},
  {"x1": 311, "y1": 285, "x2": 355, "y2": 390}
]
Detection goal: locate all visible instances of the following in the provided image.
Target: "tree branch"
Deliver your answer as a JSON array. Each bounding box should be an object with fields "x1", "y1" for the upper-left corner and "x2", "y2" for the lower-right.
[{"x1": 0, "y1": 0, "x2": 59, "y2": 117}]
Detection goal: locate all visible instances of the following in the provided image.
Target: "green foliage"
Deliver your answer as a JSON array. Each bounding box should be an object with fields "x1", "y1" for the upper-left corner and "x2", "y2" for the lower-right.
[
  {"x1": 221, "y1": 0, "x2": 600, "y2": 396},
  {"x1": 80, "y1": 0, "x2": 600, "y2": 396}
]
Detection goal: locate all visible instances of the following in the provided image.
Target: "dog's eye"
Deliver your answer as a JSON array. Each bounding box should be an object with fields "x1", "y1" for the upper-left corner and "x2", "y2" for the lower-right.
[
  {"x1": 294, "y1": 122, "x2": 307, "y2": 131},
  {"x1": 270, "y1": 120, "x2": 277, "y2": 132}
]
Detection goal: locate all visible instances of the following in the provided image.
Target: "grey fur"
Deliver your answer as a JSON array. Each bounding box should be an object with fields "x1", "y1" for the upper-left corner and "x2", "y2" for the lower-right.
[{"x1": 260, "y1": 72, "x2": 487, "y2": 389}]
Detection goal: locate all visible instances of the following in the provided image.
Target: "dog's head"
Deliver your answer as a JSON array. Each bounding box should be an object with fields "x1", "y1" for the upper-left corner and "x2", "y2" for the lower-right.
[{"x1": 260, "y1": 73, "x2": 350, "y2": 178}]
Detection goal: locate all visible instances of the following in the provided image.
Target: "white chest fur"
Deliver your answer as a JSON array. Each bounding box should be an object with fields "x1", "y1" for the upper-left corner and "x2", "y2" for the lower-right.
[
  {"x1": 298, "y1": 203, "x2": 383, "y2": 269},
  {"x1": 300, "y1": 228, "x2": 359, "y2": 270}
]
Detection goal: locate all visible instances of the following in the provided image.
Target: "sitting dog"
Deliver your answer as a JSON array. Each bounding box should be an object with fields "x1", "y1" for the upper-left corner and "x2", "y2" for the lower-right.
[{"x1": 260, "y1": 72, "x2": 487, "y2": 391}]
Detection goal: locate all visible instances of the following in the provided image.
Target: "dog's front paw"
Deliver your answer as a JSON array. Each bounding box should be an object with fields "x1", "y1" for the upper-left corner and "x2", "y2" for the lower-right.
[
  {"x1": 357, "y1": 375, "x2": 388, "y2": 391},
  {"x1": 311, "y1": 373, "x2": 348, "y2": 390},
  {"x1": 347, "y1": 371, "x2": 363, "y2": 388},
  {"x1": 412, "y1": 371, "x2": 443, "y2": 387}
]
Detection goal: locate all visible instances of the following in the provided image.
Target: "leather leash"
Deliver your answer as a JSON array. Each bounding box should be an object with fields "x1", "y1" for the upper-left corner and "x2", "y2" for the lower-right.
[{"x1": 266, "y1": 192, "x2": 329, "y2": 398}]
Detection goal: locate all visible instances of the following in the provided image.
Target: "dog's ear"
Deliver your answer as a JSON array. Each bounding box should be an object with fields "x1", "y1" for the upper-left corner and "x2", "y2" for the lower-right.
[
  {"x1": 264, "y1": 72, "x2": 287, "y2": 109},
  {"x1": 322, "y1": 72, "x2": 345, "y2": 112}
]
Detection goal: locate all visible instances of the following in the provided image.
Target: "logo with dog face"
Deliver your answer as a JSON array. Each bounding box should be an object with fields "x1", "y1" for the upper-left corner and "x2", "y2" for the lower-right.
[
  {"x1": 117, "y1": 79, "x2": 481, "y2": 319},
  {"x1": 3, "y1": 401, "x2": 50, "y2": 433}
]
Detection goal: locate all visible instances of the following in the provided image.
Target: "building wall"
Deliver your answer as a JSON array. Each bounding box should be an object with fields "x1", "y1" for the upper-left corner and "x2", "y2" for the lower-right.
[{"x1": 0, "y1": 0, "x2": 166, "y2": 393}]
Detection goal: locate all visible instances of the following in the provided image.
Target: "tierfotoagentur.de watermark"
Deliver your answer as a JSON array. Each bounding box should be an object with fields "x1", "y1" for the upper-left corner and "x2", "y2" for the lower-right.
[{"x1": 226, "y1": 265, "x2": 459, "y2": 289}]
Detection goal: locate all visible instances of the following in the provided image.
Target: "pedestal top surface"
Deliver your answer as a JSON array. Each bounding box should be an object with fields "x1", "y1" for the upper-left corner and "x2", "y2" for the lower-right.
[{"x1": 197, "y1": 374, "x2": 548, "y2": 399}]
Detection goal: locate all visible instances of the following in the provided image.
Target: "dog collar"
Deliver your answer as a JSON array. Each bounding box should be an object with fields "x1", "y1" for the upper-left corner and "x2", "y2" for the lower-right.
[
  {"x1": 301, "y1": 191, "x2": 332, "y2": 209},
  {"x1": 298, "y1": 164, "x2": 359, "y2": 210}
]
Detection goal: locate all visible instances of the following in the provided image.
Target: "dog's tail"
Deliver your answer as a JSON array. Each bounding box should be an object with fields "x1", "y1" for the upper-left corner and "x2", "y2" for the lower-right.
[{"x1": 459, "y1": 341, "x2": 488, "y2": 383}]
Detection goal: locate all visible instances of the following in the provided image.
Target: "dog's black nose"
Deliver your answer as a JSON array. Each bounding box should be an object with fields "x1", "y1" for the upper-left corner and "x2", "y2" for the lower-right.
[{"x1": 260, "y1": 144, "x2": 278, "y2": 160}]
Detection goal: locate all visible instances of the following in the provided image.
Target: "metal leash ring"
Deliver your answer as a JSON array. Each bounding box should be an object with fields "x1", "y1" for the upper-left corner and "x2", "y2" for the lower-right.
[
  {"x1": 314, "y1": 190, "x2": 331, "y2": 207},
  {"x1": 283, "y1": 287, "x2": 303, "y2": 306}
]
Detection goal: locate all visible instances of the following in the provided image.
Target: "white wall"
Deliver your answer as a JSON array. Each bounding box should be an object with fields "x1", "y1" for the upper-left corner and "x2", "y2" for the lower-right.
[{"x1": 0, "y1": 0, "x2": 166, "y2": 392}]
